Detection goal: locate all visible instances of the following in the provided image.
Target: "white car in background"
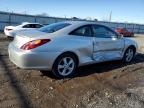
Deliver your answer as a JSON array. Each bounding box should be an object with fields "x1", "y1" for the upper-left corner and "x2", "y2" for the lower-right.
[{"x1": 4, "y1": 22, "x2": 43, "y2": 37}]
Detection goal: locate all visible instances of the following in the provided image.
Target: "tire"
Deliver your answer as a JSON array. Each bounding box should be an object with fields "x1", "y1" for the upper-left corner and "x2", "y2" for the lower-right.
[
  {"x1": 131, "y1": 34, "x2": 134, "y2": 37},
  {"x1": 52, "y1": 53, "x2": 77, "y2": 78},
  {"x1": 7, "y1": 36, "x2": 13, "y2": 39},
  {"x1": 123, "y1": 46, "x2": 135, "y2": 63}
]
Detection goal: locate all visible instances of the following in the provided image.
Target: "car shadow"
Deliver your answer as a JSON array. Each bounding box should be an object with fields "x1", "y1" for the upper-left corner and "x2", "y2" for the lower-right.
[
  {"x1": 41, "y1": 53, "x2": 144, "y2": 79},
  {"x1": 0, "y1": 36, "x2": 13, "y2": 42},
  {"x1": 0, "y1": 53, "x2": 33, "y2": 108},
  {"x1": 76, "y1": 53, "x2": 144, "y2": 78}
]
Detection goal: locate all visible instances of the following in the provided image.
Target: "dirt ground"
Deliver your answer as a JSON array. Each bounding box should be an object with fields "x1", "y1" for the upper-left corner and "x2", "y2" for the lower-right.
[{"x1": 0, "y1": 33, "x2": 144, "y2": 108}]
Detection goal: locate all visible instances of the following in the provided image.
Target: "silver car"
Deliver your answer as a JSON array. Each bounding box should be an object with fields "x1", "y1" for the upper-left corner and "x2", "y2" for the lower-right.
[{"x1": 8, "y1": 21, "x2": 138, "y2": 78}]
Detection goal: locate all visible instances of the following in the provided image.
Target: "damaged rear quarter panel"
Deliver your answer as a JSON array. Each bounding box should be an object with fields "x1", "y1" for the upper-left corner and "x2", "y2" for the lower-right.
[{"x1": 51, "y1": 36, "x2": 94, "y2": 65}]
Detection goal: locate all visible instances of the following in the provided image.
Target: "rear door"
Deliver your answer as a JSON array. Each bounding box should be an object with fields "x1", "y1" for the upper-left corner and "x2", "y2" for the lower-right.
[{"x1": 92, "y1": 25, "x2": 125, "y2": 62}]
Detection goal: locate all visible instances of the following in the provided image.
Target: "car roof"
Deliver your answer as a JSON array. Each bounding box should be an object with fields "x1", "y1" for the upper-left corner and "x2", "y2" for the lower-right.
[
  {"x1": 116, "y1": 27, "x2": 125, "y2": 29},
  {"x1": 64, "y1": 21, "x2": 100, "y2": 26},
  {"x1": 21, "y1": 22, "x2": 42, "y2": 25},
  {"x1": 51, "y1": 21, "x2": 110, "y2": 35}
]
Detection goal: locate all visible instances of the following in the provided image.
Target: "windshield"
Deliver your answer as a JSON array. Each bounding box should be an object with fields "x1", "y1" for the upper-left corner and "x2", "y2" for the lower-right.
[{"x1": 39, "y1": 22, "x2": 71, "y2": 33}]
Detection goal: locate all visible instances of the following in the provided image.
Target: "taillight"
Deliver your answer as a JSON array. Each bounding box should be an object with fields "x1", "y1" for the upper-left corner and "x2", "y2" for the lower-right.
[
  {"x1": 20, "y1": 39, "x2": 51, "y2": 50},
  {"x1": 6, "y1": 28, "x2": 13, "y2": 31}
]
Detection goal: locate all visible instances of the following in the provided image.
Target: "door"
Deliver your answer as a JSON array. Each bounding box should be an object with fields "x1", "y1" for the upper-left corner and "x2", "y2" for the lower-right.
[{"x1": 92, "y1": 25, "x2": 125, "y2": 62}]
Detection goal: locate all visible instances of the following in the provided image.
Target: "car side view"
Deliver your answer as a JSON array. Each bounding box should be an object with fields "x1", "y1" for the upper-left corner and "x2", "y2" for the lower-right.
[
  {"x1": 4, "y1": 22, "x2": 43, "y2": 37},
  {"x1": 8, "y1": 21, "x2": 138, "y2": 78},
  {"x1": 115, "y1": 28, "x2": 134, "y2": 37}
]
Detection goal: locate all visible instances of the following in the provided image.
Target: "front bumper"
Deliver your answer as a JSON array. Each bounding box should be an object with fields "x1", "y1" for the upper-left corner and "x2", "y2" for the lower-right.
[{"x1": 8, "y1": 43, "x2": 61, "y2": 70}]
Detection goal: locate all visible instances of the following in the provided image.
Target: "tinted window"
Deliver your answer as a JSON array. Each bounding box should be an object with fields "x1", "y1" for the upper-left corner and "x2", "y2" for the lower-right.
[
  {"x1": 92, "y1": 25, "x2": 117, "y2": 38},
  {"x1": 23, "y1": 24, "x2": 36, "y2": 28},
  {"x1": 23, "y1": 24, "x2": 32, "y2": 28},
  {"x1": 70, "y1": 25, "x2": 92, "y2": 37},
  {"x1": 39, "y1": 23, "x2": 71, "y2": 33},
  {"x1": 31, "y1": 24, "x2": 36, "y2": 28},
  {"x1": 23, "y1": 24, "x2": 44, "y2": 28},
  {"x1": 35, "y1": 24, "x2": 43, "y2": 28}
]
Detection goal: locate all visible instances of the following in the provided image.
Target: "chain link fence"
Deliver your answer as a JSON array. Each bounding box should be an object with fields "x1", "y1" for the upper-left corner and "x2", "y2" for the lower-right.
[{"x1": 0, "y1": 11, "x2": 144, "y2": 33}]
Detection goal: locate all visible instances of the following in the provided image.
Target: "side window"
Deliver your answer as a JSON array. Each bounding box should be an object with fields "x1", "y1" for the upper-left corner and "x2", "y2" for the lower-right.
[
  {"x1": 124, "y1": 29, "x2": 128, "y2": 32},
  {"x1": 23, "y1": 24, "x2": 31, "y2": 28},
  {"x1": 92, "y1": 25, "x2": 117, "y2": 38},
  {"x1": 35, "y1": 24, "x2": 43, "y2": 28},
  {"x1": 23, "y1": 24, "x2": 37, "y2": 28},
  {"x1": 31, "y1": 24, "x2": 36, "y2": 28},
  {"x1": 70, "y1": 25, "x2": 92, "y2": 37}
]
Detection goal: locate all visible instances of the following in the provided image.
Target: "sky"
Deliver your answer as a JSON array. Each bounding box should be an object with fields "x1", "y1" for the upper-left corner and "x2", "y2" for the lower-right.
[{"x1": 0, "y1": 0, "x2": 144, "y2": 24}]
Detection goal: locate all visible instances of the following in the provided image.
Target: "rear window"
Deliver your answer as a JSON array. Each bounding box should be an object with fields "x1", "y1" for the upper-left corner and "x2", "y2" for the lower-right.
[{"x1": 39, "y1": 22, "x2": 71, "y2": 33}]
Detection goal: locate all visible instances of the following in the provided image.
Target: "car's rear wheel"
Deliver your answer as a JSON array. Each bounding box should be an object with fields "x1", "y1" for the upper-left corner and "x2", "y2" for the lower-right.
[
  {"x1": 52, "y1": 53, "x2": 77, "y2": 78},
  {"x1": 123, "y1": 46, "x2": 135, "y2": 63}
]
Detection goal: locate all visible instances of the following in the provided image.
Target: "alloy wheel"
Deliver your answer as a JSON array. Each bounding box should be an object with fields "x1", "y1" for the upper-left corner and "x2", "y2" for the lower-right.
[
  {"x1": 125, "y1": 48, "x2": 134, "y2": 62},
  {"x1": 57, "y1": 57, "x2": 75, "y2": 76}
]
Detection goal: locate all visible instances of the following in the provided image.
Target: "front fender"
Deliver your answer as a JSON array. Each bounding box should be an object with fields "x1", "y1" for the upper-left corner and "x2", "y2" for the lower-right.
[{"x1": 123, "y1": 38, "x2": 138, "y2": 54}]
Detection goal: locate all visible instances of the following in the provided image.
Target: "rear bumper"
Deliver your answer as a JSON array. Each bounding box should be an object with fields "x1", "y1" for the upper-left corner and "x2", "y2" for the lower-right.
[{"x1": 8, "y1": 43, "x2": 61, "y2": 70}]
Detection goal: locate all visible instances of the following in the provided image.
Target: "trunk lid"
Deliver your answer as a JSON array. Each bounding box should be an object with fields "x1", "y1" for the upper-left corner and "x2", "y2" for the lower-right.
[{"x1": 13, "y1": 30, "x2": 52, "y2": 48}]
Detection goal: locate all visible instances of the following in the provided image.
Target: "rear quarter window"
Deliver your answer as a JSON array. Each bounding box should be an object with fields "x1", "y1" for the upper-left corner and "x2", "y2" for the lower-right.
[{"x1": 69, "y1": 25, "x2": 92, "y2": 37}]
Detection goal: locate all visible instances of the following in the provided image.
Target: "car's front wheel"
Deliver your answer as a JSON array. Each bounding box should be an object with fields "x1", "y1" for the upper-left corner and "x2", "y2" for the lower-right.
[
  {"x1": 123, "y1": 46, "x2": 135, "y2": 63},
  {"x1": 52, "y1": 53, "x2": 77, "y2": 78}
]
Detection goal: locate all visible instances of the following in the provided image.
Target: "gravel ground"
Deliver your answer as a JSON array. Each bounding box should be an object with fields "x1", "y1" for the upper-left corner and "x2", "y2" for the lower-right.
[{"x1": 0, "y1": 33, "x2": 144, "y2": 108}]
